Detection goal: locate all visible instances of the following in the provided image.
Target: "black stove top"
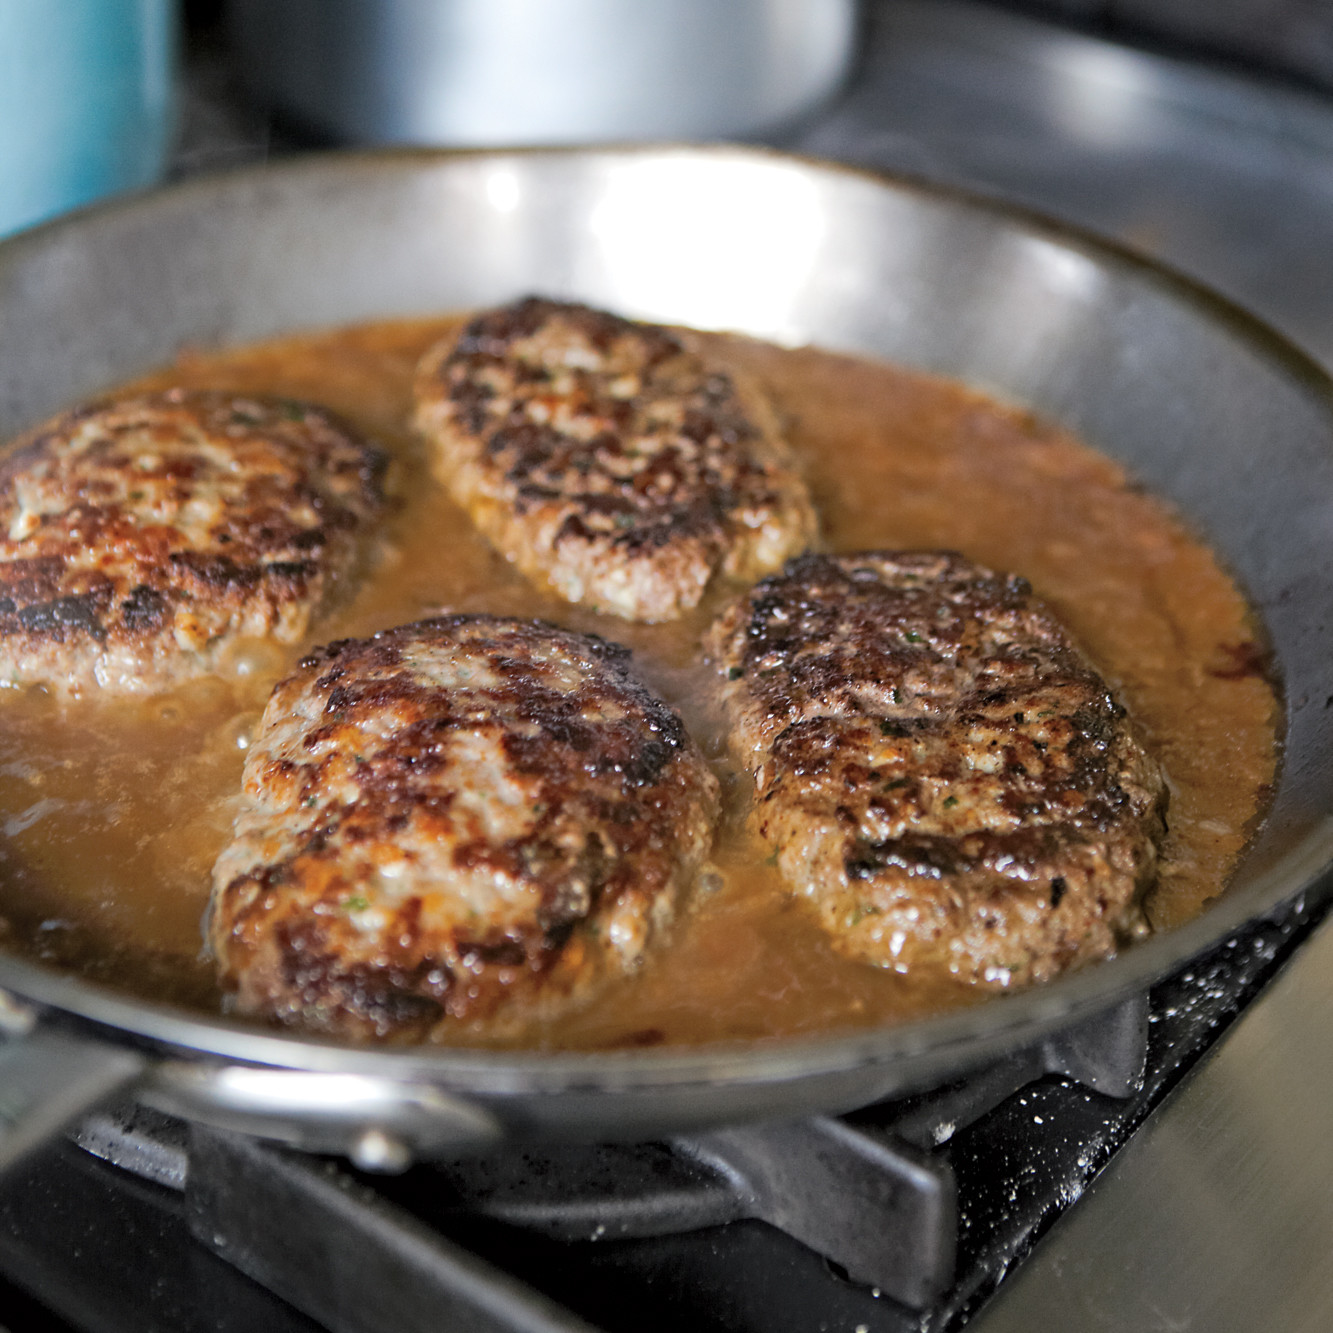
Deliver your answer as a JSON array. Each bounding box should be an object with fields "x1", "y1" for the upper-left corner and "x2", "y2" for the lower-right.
[{"x1": 0, "y1": 886, "x2": 1321, "y2": 1333}]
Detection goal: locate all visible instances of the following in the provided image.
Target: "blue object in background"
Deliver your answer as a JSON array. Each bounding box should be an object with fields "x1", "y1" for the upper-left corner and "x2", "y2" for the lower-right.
[{"x1": 0, "y1": 0, "x2": 178, "y2": 238}]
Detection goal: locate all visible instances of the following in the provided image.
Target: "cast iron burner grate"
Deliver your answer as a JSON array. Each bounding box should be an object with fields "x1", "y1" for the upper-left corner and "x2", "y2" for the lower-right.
[{"x1": 0, "y1": 887, "x2": 1316, "y2": 1333}]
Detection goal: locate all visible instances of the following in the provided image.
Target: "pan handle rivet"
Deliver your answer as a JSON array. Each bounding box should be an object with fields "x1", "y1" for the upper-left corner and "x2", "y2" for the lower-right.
[
  {"x1": 0, "y1": 991, "x2": 35, "y2": 1039},
  {"x1": 350, "y1": 1127, "x2": 411, "y2": 1174}
]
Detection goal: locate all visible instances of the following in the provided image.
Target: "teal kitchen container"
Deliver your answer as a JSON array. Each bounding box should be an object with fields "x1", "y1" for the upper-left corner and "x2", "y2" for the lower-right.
[{"x1": 0, "y1": 0, "x2": 178, "y2": 237}]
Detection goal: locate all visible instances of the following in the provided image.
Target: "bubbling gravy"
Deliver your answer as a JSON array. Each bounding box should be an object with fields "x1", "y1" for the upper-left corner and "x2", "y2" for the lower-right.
[{"x1": 0, "y1": 318, "x2": 1278, "y2": 1049}]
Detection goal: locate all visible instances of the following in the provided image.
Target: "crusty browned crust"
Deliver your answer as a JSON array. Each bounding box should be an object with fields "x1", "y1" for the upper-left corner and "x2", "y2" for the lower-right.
[
  {"x1": 209, "y1": 615, "x2": 720, "y2": 1040},
  {"x1": 0, "y1": 390, "x2": 385, "y2": 695},
  {"x1": 706, "y1": 552, "x2": 1168, "y2": 987},
  {"x1": 413, "y1": 297, "x2": 817, "y2": 622}
]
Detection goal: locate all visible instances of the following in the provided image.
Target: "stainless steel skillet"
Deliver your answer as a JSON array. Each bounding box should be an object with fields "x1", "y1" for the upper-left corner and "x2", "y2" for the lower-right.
[{"x1": 0, "y1": 144, "x2": 1330, "y2": 1169}]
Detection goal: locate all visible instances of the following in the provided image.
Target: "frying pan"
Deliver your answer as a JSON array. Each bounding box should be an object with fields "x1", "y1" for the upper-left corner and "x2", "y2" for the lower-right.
[{"x1": 0, "y1": 145, "x2": 1331, "y2": 1171}]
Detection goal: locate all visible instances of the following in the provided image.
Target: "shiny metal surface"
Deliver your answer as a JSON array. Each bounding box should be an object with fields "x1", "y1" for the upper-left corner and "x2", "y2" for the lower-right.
[
  {"x1": 0, "y1": 145, "x2": 1331, "y2": 1152},
  {"x1": 971, "y1": 906, "x2": 1333, "y2": 1332},
  {"x1": 797, "y1": 0, "x2": 1333, "y2": 369},
  {"x1": 140, "y1": 1061, "x2": 503, "y2": 1161},
  {"x1": 228, "y1": 0, "x2": 858, "y2": 146}
]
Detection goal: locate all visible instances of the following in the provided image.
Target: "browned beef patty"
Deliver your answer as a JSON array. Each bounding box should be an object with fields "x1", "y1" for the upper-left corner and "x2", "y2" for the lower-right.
[
  {"x1": 209, "y1": 615, "x2": 720, "y2": 1039},
  {"x1": 0, "y1": 390, "x2": 385, "y2": 695},
  {"x1": 706, "y1": 552, "x2": 1168, "y2": 986},
  {"x1": 413, "y1": 297, "x2": 817, "y2": 622}
]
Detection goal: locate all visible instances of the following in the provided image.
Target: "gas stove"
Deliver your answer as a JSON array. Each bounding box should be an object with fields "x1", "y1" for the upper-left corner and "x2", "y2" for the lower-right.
[
  {"x1": 4, "y1": 4, "x2": 1333, "y2": 1329},
  {"x1": 0, "y1": 888, "x2": 1322, "y2": 1332}
]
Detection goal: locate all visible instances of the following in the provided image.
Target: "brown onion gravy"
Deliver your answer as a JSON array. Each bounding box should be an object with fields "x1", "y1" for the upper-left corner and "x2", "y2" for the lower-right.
[{"x1": 0, "y1": 318, "x2": 1278, "y2": 1049}]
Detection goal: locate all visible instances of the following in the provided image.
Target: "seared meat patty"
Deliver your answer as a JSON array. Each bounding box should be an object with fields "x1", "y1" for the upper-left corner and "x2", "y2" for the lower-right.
[
  {"x1": 413, "y1": 297, "x2": 816, "y2": 622},
  {"x1": 0, "y1": 390, "x2": 385, "y2": 695},
  {"x1": 209, "y1": 615, "x2": 720, "y2": 1039},
  {"x1": 707, "y1": 552, "x2": 1168, "y2": 986}
]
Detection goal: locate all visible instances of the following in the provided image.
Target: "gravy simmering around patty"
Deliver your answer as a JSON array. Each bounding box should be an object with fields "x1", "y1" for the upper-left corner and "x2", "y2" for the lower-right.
[{"x1": 0, "y1": 317, "x2": 1278, "y2": 1048}]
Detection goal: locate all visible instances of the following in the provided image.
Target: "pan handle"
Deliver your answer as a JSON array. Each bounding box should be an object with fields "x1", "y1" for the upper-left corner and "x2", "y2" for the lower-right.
[
  {"x1": 141, "y1": 1060, "x2": 505, "y2": 1170},
  {"x1": 0, "y1": 992, "x2": 503, "y2": 1174},
  {"x1": 0, "y1": 993, "x2": 147, "y2": 1174}
]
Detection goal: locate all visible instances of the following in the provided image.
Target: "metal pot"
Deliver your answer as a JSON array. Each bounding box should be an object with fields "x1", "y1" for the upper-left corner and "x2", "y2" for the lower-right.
[
  {"x1": 226, "y1": 0, "x2": 860, "y2": 146},
  {"x1": 0, "y1": 145, "x2": 1330, "y2": 1171}
]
